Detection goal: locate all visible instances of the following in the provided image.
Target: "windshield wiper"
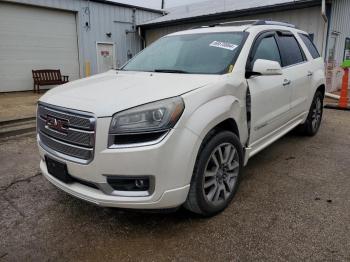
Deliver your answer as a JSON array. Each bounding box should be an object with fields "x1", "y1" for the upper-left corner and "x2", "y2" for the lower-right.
[{"x1": 154, "y1": 69, "x2": 189, "y2": 74}]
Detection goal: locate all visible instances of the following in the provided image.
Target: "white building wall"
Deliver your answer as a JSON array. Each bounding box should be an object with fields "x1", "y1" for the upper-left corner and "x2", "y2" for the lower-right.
[
  {"x1": 3, "y1": 0, "x2": 162, "y2": 77},
  {"x1": 145, "y1": 6, "x2": 326, "y2": 56},
  {"x1": 0, "y1": 2, "x2": 81, "y2": 92}
]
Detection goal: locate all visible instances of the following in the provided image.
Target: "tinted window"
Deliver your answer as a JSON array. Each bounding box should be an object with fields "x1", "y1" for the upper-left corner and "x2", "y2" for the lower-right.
[
  {"x1": 278, "y1": 35, "x2": 305, "y2": 66},
  {"x1": 309, "y1": 33, "x2": 315, "y2": 41},
  {"x1": 299, "y1": 33, "x2": 320, "y2": 59},
  {"x1": 123, "y1": 32, "x2": 246, "y2": 74},
  {"x1": 253, "y1": 36, "x2": 281, "y2": 65}
]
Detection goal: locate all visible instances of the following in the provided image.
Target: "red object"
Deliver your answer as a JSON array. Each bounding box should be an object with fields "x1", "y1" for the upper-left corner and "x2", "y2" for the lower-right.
[{"x1": 339, "y1": 68, "x2": 349, "y2": 108}]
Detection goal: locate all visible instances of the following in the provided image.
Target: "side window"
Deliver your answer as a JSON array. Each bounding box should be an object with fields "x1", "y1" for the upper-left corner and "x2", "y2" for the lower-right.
[
  {"x1": 252, "y1": 36, "x2": 281, "y2": 66},
  {"x1": 277, "y1": 35, "x2": 306, "y2": 66},
  {"x1": 298, "y1": 33, "x2": 320, "y2": 59}
]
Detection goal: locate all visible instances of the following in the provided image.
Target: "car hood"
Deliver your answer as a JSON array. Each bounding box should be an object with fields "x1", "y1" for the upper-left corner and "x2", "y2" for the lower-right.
[{"x1": 40, "y1": 70, "x2": 219, "y2": 117}]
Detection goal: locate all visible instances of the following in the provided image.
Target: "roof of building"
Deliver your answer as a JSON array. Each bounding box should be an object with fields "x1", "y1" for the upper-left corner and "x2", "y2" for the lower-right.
[
  {"x1": 92, "y1": 0, "x2": 164, "y2": 14},
  {"x1": 138, "y1": 0, "x2": 320, "y2": 27}
]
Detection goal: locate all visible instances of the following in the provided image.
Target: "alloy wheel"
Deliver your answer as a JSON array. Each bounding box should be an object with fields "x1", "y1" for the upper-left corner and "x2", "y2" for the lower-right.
[
  {"x1": 203, "y1": 143, "x2": 239, "y2": 206},
  {"x1": 311, "y1": 96, "x2": 322, "y2": 132}
]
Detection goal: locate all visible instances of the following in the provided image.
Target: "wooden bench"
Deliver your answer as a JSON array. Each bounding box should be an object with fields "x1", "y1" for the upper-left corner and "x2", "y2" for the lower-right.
[{"x1": 32, "y1": 69, "x2": 69, "y2": 93}]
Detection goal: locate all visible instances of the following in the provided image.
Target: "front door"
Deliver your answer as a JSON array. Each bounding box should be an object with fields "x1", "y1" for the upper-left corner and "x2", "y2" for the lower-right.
[
  {"x1": 247, "y1": 32, "x2": 292, "y2": 145},
  {"x1": 96, "y1": 42, "x2": 116, "y2": 73}
]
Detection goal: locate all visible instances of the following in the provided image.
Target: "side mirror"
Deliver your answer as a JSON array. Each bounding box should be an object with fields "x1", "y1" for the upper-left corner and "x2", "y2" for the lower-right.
[{"x1": 250, "y1": 59, "x2": 283, "y2": 77}]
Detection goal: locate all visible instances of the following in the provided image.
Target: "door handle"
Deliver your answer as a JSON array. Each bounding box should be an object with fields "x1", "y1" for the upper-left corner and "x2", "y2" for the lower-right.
[
  {"x1": 307, "y1": 71, "x2": 313, "y2": 77},
  {"x1": 283, "y1": 79, "x2": 291, "y2": 86}
]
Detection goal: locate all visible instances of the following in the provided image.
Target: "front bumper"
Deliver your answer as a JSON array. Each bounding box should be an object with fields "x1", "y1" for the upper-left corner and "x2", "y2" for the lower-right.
[
  {"x1": 41, "y1": 160, "x2": 190, "y2": 208},
  {"x1": 38, "y1": 117, "x2": 201, "y2": 209}
]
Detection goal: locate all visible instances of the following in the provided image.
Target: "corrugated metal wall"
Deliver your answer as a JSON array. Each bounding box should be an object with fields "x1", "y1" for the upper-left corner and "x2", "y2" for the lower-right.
[
  {"x1": 144, "y1": 6, "x2": 326, "y2": 56},
  {"x1": 4, "y1": 0, "x2": 161, "y2": 76},
  {"x1": 328, "y1": 0, "x2": 350, "y2": 65}
]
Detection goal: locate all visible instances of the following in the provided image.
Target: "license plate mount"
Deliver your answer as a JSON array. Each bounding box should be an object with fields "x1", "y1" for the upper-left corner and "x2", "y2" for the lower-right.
[{"x1": 45, "y1": 156, "x2": 72, "y2": 183}]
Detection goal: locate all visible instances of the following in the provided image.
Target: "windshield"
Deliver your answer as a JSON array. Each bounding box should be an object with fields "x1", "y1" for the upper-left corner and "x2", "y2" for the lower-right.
[{"x1": 122, "y1": 32, "x2": 246, "y2": 74}]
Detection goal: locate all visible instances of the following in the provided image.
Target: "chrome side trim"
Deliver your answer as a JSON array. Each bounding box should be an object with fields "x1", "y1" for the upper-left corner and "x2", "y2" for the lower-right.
[{"x1": 282, "y1": 61, "x2": 308, "y2": 69}]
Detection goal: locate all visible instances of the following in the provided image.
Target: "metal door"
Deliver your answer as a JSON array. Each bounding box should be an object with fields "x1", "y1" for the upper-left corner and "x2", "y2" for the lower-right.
[{"x1": 96, "y1": 42, "x2": 116, "y2": 73}]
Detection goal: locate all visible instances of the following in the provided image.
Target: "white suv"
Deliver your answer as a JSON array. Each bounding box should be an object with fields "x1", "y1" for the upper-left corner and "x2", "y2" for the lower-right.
[{"x1": 37, "y1": 20, "x2": 325, "y2": 216}]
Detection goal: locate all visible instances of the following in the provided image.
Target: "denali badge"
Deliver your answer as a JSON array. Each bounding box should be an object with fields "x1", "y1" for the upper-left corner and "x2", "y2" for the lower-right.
[{"x1": 46, "y1": 115, "x2": 69, "y2": 134}]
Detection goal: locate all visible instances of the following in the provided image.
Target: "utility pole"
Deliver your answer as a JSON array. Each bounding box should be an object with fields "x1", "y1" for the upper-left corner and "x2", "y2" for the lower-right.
[{"x1": 161, "y1": 0, "x2": 165, "y2": 9}]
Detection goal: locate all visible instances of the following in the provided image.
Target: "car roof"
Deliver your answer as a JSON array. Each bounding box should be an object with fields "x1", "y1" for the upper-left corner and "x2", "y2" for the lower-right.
[
  {"x1": 167, "y1": 20, "x2": 308, "y2": 37},
  {"x1": 168, "y1": 25, "x2": 251, "y2": 36}
]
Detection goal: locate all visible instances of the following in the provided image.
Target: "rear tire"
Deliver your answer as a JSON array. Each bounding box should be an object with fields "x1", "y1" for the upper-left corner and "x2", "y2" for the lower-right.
[
  {"x1": 184, "y1": 131, "x2": 243, "y2": 216},
  {"x1": 297, "y1": 90, "x2": 323, "y2": 136}
]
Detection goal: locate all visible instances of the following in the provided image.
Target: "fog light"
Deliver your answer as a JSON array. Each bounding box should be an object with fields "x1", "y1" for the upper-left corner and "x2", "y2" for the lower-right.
[
  {"x1": 107, "y1": 176, "x2": 150, "y2": 192},
  {"x1": 135, "y1": 179, "x2": 148, "y2": 190}
]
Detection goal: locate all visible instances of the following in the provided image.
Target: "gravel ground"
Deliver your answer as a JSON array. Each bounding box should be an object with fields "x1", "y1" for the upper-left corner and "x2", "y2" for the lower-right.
[{"x1": 0, "y1": 109, "x2": 349, "y2": 262}]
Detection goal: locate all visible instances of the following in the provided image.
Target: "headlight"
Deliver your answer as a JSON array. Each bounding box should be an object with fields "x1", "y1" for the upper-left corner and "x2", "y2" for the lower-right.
[{"x1": 109, "y1": 97, "x2": 185, "y2": 134}]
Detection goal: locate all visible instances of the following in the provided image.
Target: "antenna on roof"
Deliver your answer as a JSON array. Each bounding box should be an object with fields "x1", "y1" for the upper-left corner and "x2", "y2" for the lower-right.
[{"x1": 161, "y1": 0, "x2": 165, "y2": 9}]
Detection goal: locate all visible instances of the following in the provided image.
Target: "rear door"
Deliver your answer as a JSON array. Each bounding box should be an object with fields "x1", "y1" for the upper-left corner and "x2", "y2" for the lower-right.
[
  {"x1": 247, "y1": 32, "x2": 291, "y2": 144},
  {"x1": 297, "y1": 33, "x2": 323, "y2": 109},
  {"x1": 276, "y1": 32, "x2": 310, "y2": 118}
]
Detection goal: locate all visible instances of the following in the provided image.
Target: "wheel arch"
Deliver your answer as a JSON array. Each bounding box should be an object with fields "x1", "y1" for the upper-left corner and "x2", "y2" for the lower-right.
[
  {"x1": 202, "y1": 118, "x2": 240, "y2": 143},
  {"x1": 184, "y1": 95, "x2": 248, "y2": 145}
]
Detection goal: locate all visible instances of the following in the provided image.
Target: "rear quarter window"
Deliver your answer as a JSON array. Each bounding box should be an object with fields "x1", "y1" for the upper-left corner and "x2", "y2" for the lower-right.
[{"x1": 298, "y1": 33, "x2": 321, "y2": 59}]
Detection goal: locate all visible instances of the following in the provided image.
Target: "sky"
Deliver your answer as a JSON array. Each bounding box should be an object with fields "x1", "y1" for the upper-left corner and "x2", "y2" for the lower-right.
[{"x1": 112, "y1": 0, "x2": 205, "y2": 9}]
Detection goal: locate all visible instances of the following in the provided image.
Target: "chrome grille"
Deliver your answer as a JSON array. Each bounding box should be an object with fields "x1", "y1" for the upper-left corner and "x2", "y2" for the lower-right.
[
  {"x1": 39, "y1": 105, "x2": 93, "y2": 129},
  {"x1": 37, "y1": 103, "x2": 96, "y2": 164},
  {"x1": 37, "y1": 117, "x2": 94, "y2": 147}
]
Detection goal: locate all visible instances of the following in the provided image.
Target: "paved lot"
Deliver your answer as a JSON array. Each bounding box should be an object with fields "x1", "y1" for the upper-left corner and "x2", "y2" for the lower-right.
[
  {"x1": 0, "y1": 109, "x2": 349, "y2": 261},
  {"x1": 0, "y1": 91, "x2": 46, "y2": 122}
]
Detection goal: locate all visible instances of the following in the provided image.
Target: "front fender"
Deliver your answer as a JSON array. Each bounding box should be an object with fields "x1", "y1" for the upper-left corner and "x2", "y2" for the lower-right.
[{"x1": 183, "y1": 95, "x2": 248, "y2": 144}]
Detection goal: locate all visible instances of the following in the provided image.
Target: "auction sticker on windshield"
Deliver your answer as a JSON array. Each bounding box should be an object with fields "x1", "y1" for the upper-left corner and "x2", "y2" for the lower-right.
[{"x1": 209, "y1": 41, "x2": 238, "y2": 51}]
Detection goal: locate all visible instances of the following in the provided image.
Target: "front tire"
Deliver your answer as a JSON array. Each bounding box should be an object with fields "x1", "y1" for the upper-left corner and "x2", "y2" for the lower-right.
[
  {"x1": 184, "y1": 131, "x2": 243, "y2": 216},
  {"x1": 298, "y1": 90, "x2": 323, "y2": 136}
]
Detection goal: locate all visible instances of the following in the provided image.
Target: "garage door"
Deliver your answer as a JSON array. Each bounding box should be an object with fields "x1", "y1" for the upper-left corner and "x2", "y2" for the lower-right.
[{"x1": 0, "y1": 2, "x2": 80, "y2": 92}]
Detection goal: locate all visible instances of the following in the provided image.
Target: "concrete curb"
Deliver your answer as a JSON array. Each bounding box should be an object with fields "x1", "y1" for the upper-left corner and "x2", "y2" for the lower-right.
[
  {"x1": 0, "y1": 117, "x2": 36, "y2": 138},
  {"x1": 0, "y1": 116, "x2": 36, "y2": 126}
]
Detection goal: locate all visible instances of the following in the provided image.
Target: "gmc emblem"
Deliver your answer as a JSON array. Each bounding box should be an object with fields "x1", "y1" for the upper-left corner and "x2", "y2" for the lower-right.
[{"x1": 46, "y1": 115, "x2": 69, "y2": 134}]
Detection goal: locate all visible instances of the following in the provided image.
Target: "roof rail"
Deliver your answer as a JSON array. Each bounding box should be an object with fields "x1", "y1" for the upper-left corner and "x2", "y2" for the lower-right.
[
  {"x1": 192, "y1": 20, "x2": 259, "y2": 29},
  {"x1": 191, "y1": 20, "x2": 296, "y2": 29},
  {"x1": 252, "y1": 20, "x2": 296, "y2": 28},
  {"x1": 216, "y1": 20, "x2": 261, "y2": 27}
]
